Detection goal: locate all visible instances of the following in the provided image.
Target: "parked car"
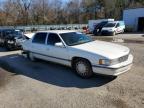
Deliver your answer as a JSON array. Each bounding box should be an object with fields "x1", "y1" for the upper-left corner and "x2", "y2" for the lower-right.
[
  {"x1": 101, "y1": 21, "x2": 125, "y2": 36},
  {"x1": 82, "y1": 26, "x2": 89, "y2": 34},
  {"x1": 22, "y1": 30, "x2": 133, "y2": 78},
  {"x1": 24, "y1": 33, "x2": 35, "y2": 39},
  {"x1": 88, "y1": 19, "x2": 114, "y2": 33},
  {"x1": 0, "y1": 29, "x2": 25, "y2": 50},
  {"x1": 93, "y1": 21, "x2": 108, "y2": 35}
]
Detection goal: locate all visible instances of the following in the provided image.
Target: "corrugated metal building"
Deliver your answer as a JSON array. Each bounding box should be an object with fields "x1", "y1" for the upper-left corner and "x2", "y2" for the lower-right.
[{"x1": 123, "y1": 8, "x2": 144, "y2": 31}]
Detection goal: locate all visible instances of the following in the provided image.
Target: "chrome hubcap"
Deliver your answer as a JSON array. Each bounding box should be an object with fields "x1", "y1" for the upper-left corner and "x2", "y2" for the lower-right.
[{"x1": 76, "y1": 62, "x2": 87, "y2": 74}]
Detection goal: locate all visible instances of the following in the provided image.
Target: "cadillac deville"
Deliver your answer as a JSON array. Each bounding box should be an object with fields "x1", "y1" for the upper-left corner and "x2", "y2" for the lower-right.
[{"x1": 22, "y1": 31, "x2": 133, "y2": 78}]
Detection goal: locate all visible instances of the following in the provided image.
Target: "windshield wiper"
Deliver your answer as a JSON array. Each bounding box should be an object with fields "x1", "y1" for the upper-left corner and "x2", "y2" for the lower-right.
[{"x1": 69, "y1": 40, "x2": 92, "y2": 46}]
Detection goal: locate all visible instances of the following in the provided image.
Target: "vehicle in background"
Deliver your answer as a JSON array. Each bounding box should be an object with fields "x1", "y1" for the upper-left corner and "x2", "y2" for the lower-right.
[
  {"x1": 24, "y1": 33, "x2": 35, "y2": 39},
  {"x1": 88, "y1": 19, "x2": 114, "y2": 33},
  {"x1": 93, "y1": 21, "x2": 108, "y2": 35},
  {"x1": 82, "y1": 26, "x2": 89, "y2": 34},
  {"x1": 0, "y1": 29, "x2": 25, "y2": 50},
  {"x1": 22, "y1": 30, "x2": 133, "y2": 78},
  {"x1": 101, "y1": 21, "x2": 125, "y2": 36}
]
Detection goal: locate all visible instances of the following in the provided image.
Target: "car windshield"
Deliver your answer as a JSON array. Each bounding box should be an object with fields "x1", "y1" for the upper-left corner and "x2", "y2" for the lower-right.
[
  {"x1": 60, "y1": 32, "x2": 92, "y2": 46},
  {"x1": 14, "y1": 31, "x2": 23, "y2": 36},
  {"x1": 97, "y1": 22, "x2": 107, "y2": 27},
  {"x1": 5, "y1": 30, "x2": 23, "y2": 37},
  {"x1": 104, "y1": 23, "x2": 116, "y2": 27}
]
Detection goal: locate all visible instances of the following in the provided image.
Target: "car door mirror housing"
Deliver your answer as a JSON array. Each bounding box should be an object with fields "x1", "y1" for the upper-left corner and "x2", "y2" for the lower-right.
[{"x1": 55, "y1": 42, "x2": 65, "y2": 48}]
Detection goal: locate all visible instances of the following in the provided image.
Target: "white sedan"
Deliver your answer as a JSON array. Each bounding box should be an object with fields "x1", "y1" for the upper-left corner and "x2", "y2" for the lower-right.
[{"x1": 22, "y1": 30, "x2": 133, "y2": 78}]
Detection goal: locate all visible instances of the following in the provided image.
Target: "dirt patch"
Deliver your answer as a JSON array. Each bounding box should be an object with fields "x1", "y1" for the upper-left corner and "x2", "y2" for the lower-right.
[
  {"x1": 0, "y1": 68, "x2": 14, "y2": 87},
  {"x1": 0, "y1": 39, "x2": 144, "y2": 108},
  {"x1": 91, "y1": 36, "x2": 144, "y2": 44}
]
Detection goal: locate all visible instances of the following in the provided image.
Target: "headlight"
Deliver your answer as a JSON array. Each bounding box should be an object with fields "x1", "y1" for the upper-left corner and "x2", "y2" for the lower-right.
[
  {"x1": 7, "y1": 40, "x2": 14, "y2": 44},
  {"x1": 99, "y1": 59, "x2": 119, "y2": 66},
  {"x1": 99, "y1": 59, "x2": 111, "y2": 65}
]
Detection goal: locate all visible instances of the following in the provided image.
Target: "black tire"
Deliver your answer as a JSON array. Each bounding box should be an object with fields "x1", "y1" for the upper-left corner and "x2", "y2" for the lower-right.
[
  {"x1": 5, "y1": 41, "x2": 11, "y2": 50},
  {"x1": 73, "y1": 59, "x2": 93, "y2": 78},
  {"x1": 3, "y1": 41, "x2": 7, "y2": 47},
  {"x1": 6, "y1": 43, "x2": 13, "y2": 51},
  {"x1": 112, "y1": 31, "x2": 116, "y2": 36},
  {"x1": 93, "y1": 30, "x2": 98, "y2": 36},
  {"x1": 28, "y1": 52, "x2": 36, "y2": 62},
  {"x1": 121, "y1": 29, "x2": 124, "y2": 34},
  {"x1": 0, "y1": 39, "x2": 2, "y2": 46}
]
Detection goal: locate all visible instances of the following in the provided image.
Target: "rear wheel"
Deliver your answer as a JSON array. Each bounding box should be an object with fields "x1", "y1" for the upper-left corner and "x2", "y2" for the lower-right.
[
  {"x1": 5, "y1": 41, "x2": 12, "y2": 50},
  {"x1": 73, "y1": 59, "x2": 93, "y2": 78},
  {"x1": 28, "y1": 52, "x2": 36, "y2": 61},
  {"x1": 93, "y1": 30, "x2": 98, "y2": 36}
]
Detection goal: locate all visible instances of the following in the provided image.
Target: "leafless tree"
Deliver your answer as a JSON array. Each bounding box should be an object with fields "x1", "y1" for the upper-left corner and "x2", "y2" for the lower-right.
[{"x1": 0, "y1": 0, "x2": 144, "y2": 25}]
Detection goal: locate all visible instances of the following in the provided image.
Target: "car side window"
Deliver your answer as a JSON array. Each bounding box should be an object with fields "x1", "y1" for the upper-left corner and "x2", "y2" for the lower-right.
[
  {"x1": 47, "y1": 33, "x2": 61, "y2": 46},
  {"x1": 32, "y1": 33, "x2": 47, "y2": 44}
]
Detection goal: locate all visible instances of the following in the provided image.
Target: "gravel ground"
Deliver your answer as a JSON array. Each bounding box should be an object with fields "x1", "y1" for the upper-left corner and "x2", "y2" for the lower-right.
[{"x1": 0, "y1": 34, "x2": 144, "y2": 108}]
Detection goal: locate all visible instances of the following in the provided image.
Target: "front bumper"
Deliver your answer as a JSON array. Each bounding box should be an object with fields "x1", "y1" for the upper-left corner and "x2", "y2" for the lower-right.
[
  {"x1": 101, "y1": 30, "x2": 114, "y2": 35},
  {"x1": 7, "y1": 42, "x2": 21, "y2": 48},
  {"x1": 92, "y1": 54, "x2": 133, "y2": 76}
]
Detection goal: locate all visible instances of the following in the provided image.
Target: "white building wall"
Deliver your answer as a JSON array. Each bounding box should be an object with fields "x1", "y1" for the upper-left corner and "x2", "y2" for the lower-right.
[{"x1": 123, "y1": 8, "x2": 144, "y2": 31}]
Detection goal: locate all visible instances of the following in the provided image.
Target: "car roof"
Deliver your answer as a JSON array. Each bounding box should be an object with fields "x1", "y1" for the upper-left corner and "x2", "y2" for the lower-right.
[
  {"x1": 108, "y1": 21, "x2": 124, "y2": 23},
  {"x1": 107, "y1": 21, "x2": 117, "y2": 23},
  {"x1": 37, "y1": 30, "x2": 78, "y2": 34}
]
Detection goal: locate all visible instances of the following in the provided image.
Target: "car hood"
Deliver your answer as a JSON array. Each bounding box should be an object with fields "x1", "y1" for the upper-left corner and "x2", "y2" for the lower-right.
[
  {"x1": 24, "y1": 33, "x2": 35, "y2": 39},
  {"x1": 70, "y1": 40, "x2": 129, "y2": 59}
]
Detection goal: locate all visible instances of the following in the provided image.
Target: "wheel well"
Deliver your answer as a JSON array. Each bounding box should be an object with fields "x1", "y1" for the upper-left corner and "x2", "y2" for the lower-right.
[{"x1": 71, "y1": 57, "x2": 91, "y2": 68}]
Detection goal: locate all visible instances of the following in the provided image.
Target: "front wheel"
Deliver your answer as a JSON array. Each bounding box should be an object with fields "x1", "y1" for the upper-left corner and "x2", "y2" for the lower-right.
[
  {"x1": 112, "y1": 31, "x2": 116, "y2": 36},
  {"x1": 74, "y1": 59, "x2": 93, "y2": 78},
  {"x1": 5, "y1": 41, "x2": 13, "y2": 51},
  {"x1": 7, "y1": 44, "x2": 14, "y2": 51}
]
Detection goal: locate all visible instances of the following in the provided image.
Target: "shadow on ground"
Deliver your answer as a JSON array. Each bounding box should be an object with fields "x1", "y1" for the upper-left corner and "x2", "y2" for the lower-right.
[
  {"x1": 0, "y1": 53, "x2": 115, "y2": 88},
  {"x1": 0, "y1": 47, "x2": 8, "y2": 52}
]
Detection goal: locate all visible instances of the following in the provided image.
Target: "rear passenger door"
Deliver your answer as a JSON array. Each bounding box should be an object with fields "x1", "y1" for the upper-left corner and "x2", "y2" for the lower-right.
[{"x1": 30, "y1": 32, "x2": 48, "y2": 58}]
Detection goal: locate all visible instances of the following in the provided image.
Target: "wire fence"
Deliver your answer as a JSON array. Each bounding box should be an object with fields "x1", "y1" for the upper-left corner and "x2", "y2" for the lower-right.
[{"x1": 0, "y1": 24, "x2": 88, "y2": 33}]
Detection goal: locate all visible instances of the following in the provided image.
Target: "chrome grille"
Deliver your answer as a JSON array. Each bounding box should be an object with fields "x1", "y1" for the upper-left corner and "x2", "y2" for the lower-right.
[{"x1": 118, "y1": 54, "x2": 129, "y2": 63}]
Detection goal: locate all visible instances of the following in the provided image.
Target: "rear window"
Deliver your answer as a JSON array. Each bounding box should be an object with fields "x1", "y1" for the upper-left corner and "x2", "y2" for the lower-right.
[{"x1": 32, "y1": 33, "x2": 47, "y2": 44}]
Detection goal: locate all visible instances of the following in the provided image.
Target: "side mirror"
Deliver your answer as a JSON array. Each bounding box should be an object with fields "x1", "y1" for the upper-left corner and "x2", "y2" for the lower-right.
[{"x1": 55, "y1": 42, "x2": 65, "y2": 48}]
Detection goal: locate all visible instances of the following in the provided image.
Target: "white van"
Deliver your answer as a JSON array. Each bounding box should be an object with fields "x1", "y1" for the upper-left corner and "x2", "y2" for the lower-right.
[
  {"x1": 88, "y1": 19, "x2": 114, "y2": 33},
  {"x1": 101, "y1": 21, "x2": 125, "y2": 36}
]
